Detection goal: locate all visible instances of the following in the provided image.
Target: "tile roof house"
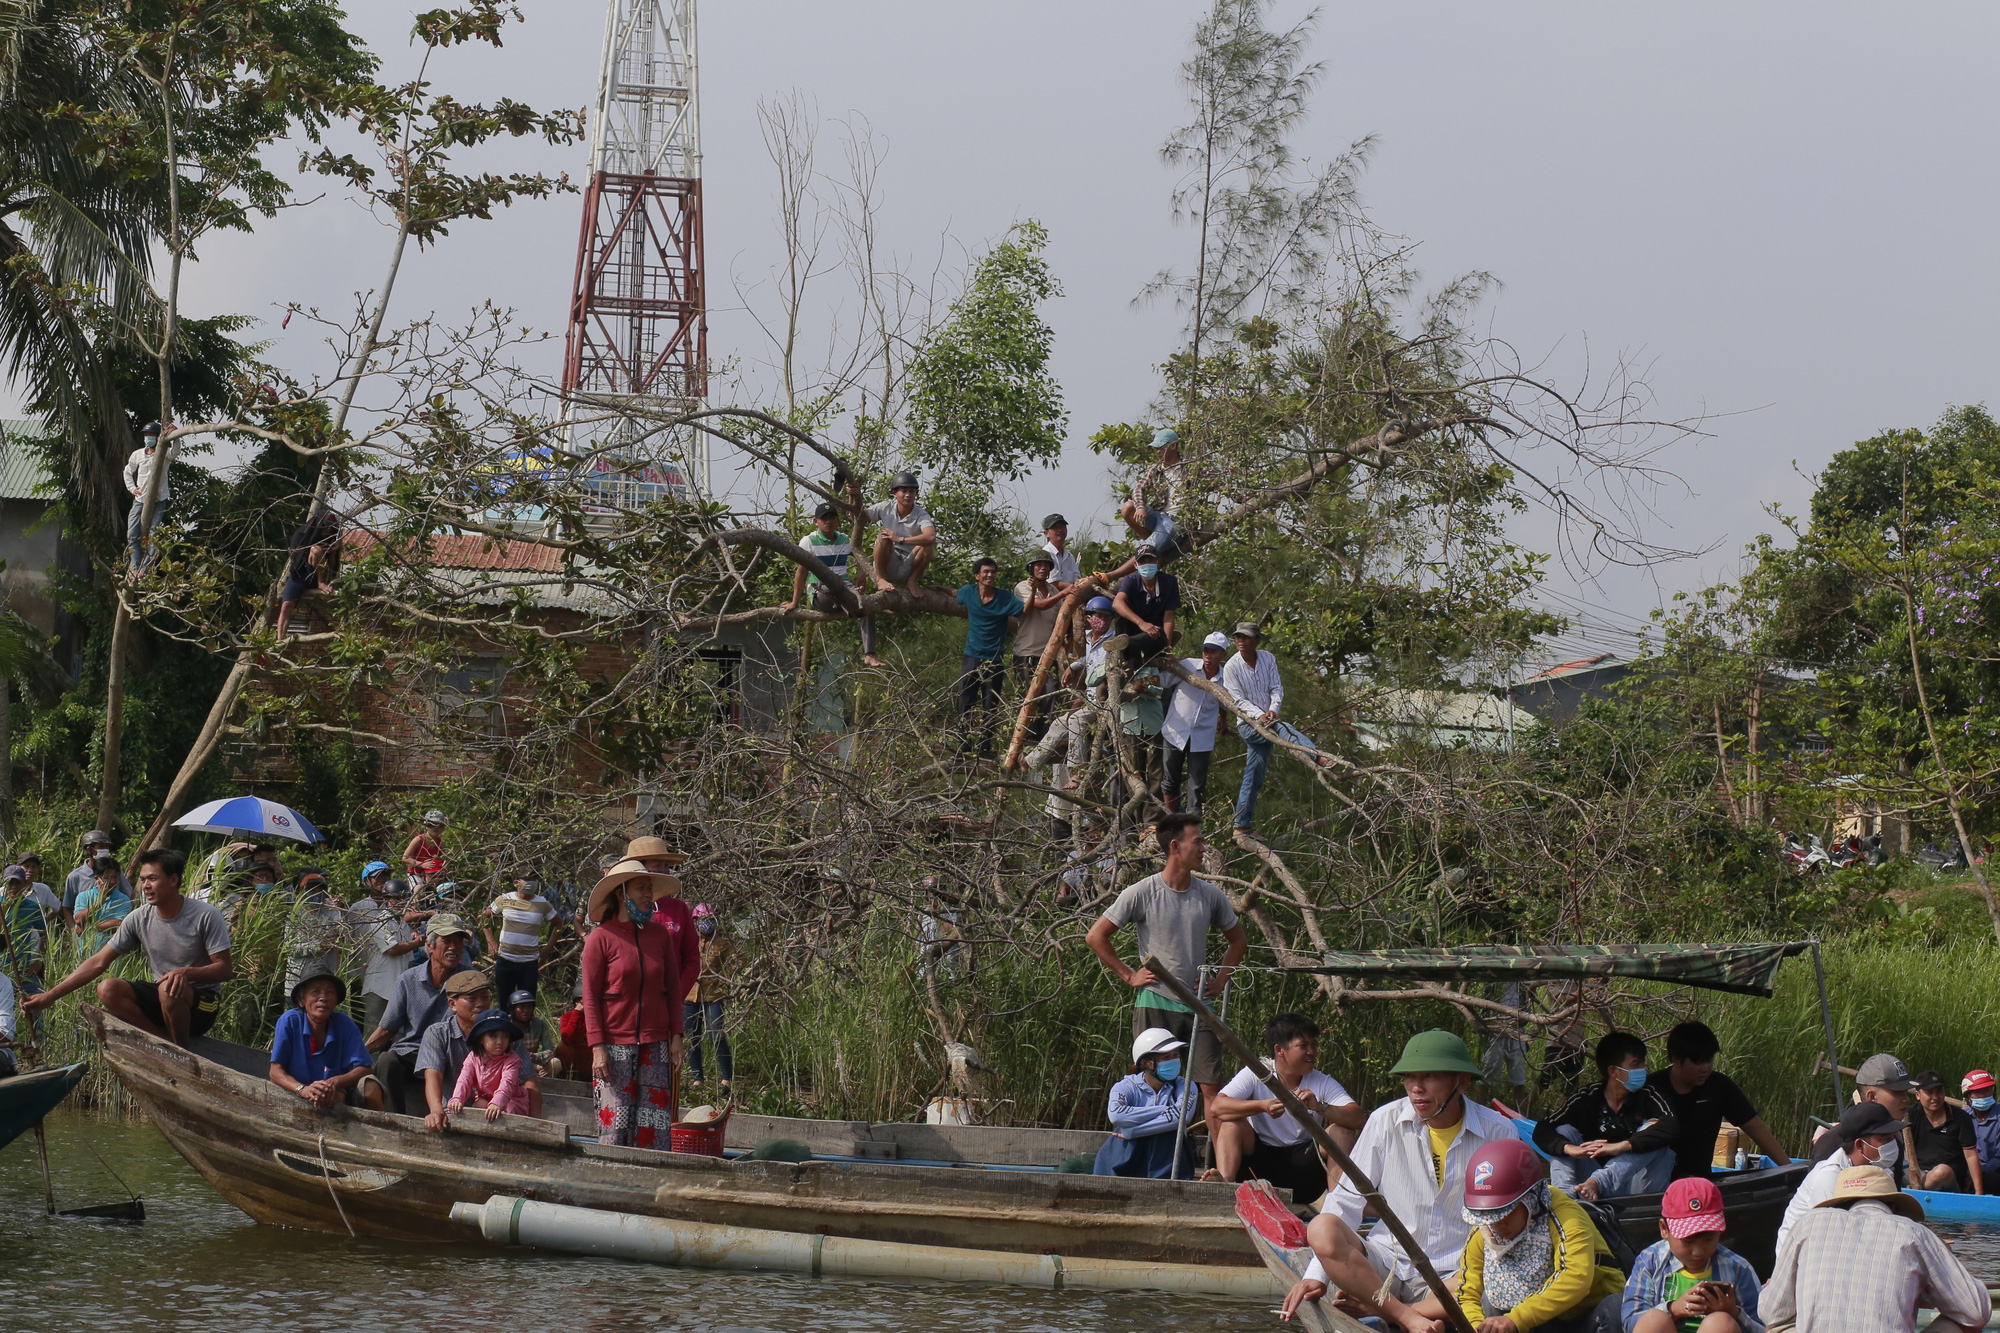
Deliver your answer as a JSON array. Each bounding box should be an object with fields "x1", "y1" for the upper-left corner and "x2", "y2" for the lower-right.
[{"x1": 1505, "y1": 653, "x2": 1635, "y2": 724}]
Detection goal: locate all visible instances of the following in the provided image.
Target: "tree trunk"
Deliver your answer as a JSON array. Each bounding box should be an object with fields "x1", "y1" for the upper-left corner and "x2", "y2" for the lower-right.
[{"x1": 0, "y1": 678, "x2": 14, "y2": 841}]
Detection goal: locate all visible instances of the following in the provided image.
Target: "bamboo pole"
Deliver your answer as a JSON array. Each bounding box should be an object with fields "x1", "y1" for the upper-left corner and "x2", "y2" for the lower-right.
[
  {"x1": 1140, "y1": 954, "x2": 1477, "y2": 1333},
  {"x1": 1002, "y1": 574, "x2": 1108, "y2": 771}
]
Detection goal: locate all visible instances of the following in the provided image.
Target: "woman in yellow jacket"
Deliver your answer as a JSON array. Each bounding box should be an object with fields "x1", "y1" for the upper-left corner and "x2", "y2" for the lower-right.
[{"x1": 1454, "y1": 1138, "x2": 1627, "y2": 1333}]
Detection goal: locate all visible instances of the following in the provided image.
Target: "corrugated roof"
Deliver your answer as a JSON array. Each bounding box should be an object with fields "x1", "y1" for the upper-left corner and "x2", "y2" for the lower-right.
[
  {"x1": 1351, "y1": 688, "x2": 1538, "y2": 752},
  {"x1": 0, "y1": 421, "x2": 58, "y2": 501}
]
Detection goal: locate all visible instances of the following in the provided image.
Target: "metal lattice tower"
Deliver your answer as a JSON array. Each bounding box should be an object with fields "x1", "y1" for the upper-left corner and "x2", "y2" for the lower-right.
[{"x1": 560, "y1": 0, "x2": 706, "y2": 504}]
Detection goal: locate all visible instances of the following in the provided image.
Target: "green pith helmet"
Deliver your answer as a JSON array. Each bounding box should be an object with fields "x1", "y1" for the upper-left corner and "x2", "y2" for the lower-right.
[{"x1": 1388, "y1": 1029, "x2": 1482, "y2": 1076}]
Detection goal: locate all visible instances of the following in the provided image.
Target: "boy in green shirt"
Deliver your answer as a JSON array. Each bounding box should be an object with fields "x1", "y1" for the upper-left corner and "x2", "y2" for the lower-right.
[{"x1": 785, "y1": 500, "x2": 881, "y2": 666}]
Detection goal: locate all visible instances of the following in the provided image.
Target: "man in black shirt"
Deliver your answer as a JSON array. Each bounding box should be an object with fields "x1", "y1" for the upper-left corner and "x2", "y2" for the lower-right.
[
  {"x1": 1531, "y1": 1030, "x2": 1680, "y2": 1200},
  {"x1": 275, "y1": 509, "x2": 341, "y2": 638},
  {"x1": 1656, "y1": 1020, "x2": 1793, "y2": 1179},
  {"x1": 1911, "y1": 1068, "x2": 1985, "y2": 1193},
  {"x1": 1109, "y1": 545, "x2": 1179, "y2": 662}
]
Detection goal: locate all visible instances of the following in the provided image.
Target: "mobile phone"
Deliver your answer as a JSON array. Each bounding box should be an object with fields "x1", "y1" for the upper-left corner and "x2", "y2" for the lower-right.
[{"x1": 1698, "y1": 1281, "x2": 1734, "y2": 1299}]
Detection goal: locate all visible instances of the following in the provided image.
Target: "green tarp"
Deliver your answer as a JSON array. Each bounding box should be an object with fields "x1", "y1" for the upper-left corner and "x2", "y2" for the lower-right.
[{"x1": 1284, "y1": 942, "x2": 1815, "y2": 998}]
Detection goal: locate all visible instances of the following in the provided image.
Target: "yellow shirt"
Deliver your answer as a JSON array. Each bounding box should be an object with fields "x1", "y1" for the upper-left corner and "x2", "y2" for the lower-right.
[
  {"x1": 1428, "y1": 1118, "x2": 1462, "y2": 1184},
  {"x1": 1456, "y1": 1189, "x2": 1628, "y2": 1331}
]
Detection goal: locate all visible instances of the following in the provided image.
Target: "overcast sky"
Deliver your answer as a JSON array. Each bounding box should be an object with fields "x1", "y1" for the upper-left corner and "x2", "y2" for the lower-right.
[{"x1": 17, "y1": 1, "x2": 2000, "y2": 668}]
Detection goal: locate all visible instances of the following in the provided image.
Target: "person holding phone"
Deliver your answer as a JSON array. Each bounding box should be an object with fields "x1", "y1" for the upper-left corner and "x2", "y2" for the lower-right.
[{"x1": 1602, "y1": 1175, "x2": 1763, "y2": 1333}]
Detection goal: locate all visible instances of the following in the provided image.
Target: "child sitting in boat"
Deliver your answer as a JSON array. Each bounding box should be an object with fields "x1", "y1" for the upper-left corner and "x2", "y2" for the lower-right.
[
  {"x1": 1453, "y1": 1138, "x2": 1627, "y2": 1333},
  {"x1": 448, "y1": 1009, "x2": 530, "y2": 1121},
  {"x1": 1601, "y1": 1176, "x2": 1763, "y2": 1333}
]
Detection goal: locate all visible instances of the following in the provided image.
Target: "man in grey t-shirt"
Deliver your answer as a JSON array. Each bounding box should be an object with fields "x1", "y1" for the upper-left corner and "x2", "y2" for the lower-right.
[
  {"x1": 1085, "y1": 813, "x2": 1247, "y2": 1121},
  {"x1": 26, "y1": 847, "x2": 232, "y2": 1047},
  {"x1": 866, "y1": 471, "x2": 937, "y2": 594}
]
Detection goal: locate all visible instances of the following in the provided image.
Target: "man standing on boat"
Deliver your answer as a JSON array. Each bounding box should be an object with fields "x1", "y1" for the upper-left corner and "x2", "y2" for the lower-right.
[
  {"x1": 24, "y1": 848, "x2": 232, "y2": 1048},
  {"x1": 1654, "y1": 1020, "x2": 1791, "y2": 1179},
  {"x1": 364, "y1": 913, "x2": 473, "y2": 1114},
  {"x1": 1085, "y1": 812, "x2": 1247, "y2": 1127},
  {"x1": 1281, "y1": 1029, "x2": 1514, "y2": 1333}
]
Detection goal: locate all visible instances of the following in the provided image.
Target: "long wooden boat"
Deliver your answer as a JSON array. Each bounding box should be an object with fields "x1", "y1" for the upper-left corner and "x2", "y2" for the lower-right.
[{"x1": 87, "y1": 1007, "x2": 1263, "y2": 1274}]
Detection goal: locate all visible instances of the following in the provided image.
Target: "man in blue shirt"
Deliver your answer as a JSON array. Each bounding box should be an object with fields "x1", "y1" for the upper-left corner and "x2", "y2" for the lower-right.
[
  {"x1": 1966, "y1": 1070, "x2": 2000, "y2": 1188},
  {"x1": 1094, "y1": 1027, "x2": 1195, "y2": 1178},
  {"x1": 269, "y1": 972, "x2": 383, "y2": 1110},
  {"x1": 954, "y1": 555, "x2": 1023, "y2": 759}
]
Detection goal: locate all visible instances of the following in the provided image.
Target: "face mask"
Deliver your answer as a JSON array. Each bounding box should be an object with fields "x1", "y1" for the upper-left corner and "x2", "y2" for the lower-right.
[
  {"x1": 626, "y1": 899, "x2": 656, "y2": 926},
  {"x1": 1154, "y1": 1059, "x2": 1182, "y2": 1082},
  {"x1": 1865, "y1": 1138, "x2": 1900, "y2": 1170},
  {"x1": 1973, "y1": 1097, "x2": 1996, "y2": 1111},
  {"x1": 1619, "y1": 1067, "x2": 1647, "y2": 1093},
  {"x1": 1137, "y1": 563, "x2": 1160, "y2": 580}
]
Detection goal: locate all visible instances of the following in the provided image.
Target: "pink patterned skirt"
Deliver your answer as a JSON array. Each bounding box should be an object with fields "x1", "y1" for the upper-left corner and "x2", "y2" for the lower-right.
[{"x1": 593, "y1": 1039, "x2": 677, "y2": 1147}]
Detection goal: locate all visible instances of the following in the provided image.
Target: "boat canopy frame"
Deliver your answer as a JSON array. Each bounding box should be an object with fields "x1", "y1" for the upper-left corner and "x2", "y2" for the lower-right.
[{"x1": 1255, "y1": 939, "x2": 1844, "y2": 1119}]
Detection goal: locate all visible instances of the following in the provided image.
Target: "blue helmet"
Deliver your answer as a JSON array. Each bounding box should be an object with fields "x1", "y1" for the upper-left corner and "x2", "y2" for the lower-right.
[
  {"x1": 1084, "y1": 596, "x2": 1115, "y2": 614},
  {"x1": 361, "y1": 860, "x2": 390, "y2": 880}
]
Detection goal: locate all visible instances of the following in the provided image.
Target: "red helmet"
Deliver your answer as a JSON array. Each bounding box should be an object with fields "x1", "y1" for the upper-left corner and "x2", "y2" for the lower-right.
[{"x1": 1462, "y1": 1137, "x2": 1545, "y2": 1211}]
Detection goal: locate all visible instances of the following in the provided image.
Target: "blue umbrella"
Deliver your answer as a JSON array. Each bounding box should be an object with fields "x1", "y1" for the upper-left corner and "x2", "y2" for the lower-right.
[{"x1": 174, "y1": 796, "x2": 325, "y2": 844}]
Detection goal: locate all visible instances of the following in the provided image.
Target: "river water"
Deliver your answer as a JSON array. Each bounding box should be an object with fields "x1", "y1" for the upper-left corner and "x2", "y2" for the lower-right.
[
  {"x1": 0, "y1": 1112, "x2": 1266, "y2": 1333},
  {"x1": 7, "y1": 1113, "x2": 2000, "y2": 1331}
]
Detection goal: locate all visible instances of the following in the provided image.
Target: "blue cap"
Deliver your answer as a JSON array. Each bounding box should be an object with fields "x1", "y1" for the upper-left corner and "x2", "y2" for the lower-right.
[
  {"x1": 1084, "y1": 595, "x2": 1114, "y2": 613},
  {"x1": 362, "y1": 860, "x2": 390, "y2": 879},
  {"x1": 1151, "y1": 428, "x2": 1179, "y2": 449}
]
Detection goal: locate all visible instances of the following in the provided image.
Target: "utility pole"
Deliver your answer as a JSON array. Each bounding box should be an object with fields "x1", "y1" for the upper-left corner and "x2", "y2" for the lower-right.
[{"x1": 561, "y1": 0, "x2": 707, "y2": 511}]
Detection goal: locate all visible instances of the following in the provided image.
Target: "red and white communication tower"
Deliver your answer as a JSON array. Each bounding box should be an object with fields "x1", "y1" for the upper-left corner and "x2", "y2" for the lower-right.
[{"x1": 561, "y1": 0, "x2": 706, "y2": 502}]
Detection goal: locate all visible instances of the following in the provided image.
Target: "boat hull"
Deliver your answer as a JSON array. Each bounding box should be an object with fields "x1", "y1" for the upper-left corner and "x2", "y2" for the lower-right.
[
  {"x1": 87, "y1": 1008, "x2": 1261, "y2": 1268},
  {"x1": 0, "y1": 1061, "x2": 87, "y2": 1152}
]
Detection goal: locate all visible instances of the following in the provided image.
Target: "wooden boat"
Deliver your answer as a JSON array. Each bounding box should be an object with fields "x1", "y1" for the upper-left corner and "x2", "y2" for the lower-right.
[
  {"x1": 87, "y1": 1006, "x2": 1267, "y2": 1278},
  {"x1": 0, "y1": 1061, "x2": 88, "y2": 1154}
]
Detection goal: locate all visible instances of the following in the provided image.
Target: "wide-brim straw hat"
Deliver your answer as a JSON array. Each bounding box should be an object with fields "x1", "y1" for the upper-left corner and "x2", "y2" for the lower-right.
[
  {"x1": 623, "y1": 835, "x2": 687, "y2": 866},
  {"x1": 588, "y1": 858, "x2": 674, "y2": 922},
  {"x1": 1815, "y1": 1164, "x2": 1924, "y2": 1221}
]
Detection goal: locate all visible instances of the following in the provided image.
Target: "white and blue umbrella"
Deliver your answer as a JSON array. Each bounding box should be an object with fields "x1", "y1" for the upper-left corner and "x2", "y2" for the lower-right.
[{"x1": 174, "y1": 796, "x2": 325, "y2": 844}]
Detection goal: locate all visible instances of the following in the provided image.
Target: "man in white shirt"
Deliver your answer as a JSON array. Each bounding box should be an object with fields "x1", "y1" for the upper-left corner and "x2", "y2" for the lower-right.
[
  {"x1": 1212, "y1": 1012, "x2": 1363, "y2": 1204},
  {"x1": 123, "y1": 420, "x2": 171, "y2": 572},
  {"x1": 1040, "y1": 513, "x2": 1081, "y2": 589},
  {"x1": 351, "y1": 873, "x2": 419, "y2": 1034},
  {"x1": 865, "y1": 471, "x2": 936, "y2": 595},
  {"x1": 1282, "y1": 1029, "x2": 1512, "y2": 1333},
  {"x1": 1161, "y1": 632, "x2": 1227, "y2": 815},
  {"x1": 1776, "y1": 1100, "x2": 1907, "y2": 1256},
  {"x1": 1222, "y1": 621, "x2": 1284, "y2": 832}
]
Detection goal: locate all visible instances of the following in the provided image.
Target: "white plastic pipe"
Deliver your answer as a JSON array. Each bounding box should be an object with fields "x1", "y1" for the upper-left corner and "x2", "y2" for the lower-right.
[{"x1": 450, "y1": 1195, "x2": 1281, "y2": 1300}]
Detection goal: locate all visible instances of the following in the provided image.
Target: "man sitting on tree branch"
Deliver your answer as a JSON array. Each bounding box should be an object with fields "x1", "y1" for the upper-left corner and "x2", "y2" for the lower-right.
[{"x1": 866, "y1": 471, "x2": 937, "y2": 596}]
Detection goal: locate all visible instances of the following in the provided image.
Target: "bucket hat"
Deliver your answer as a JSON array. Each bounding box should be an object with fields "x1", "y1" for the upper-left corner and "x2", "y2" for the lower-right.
[
  {"x1": 290, "y1": 972, "x2": 347, "y2": 1006},
  {"x1": 467, "y1": 1008, "x2": 523, "y2": 1045},
  {"x1": 1388, "y1": 1029, "x2": 1482, "y2": 1077}
]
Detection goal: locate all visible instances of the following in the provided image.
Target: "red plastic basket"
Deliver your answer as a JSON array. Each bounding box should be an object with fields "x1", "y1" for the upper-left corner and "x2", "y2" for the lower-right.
[{"x1": 670, "y1": 1103, "x2": 732, "y2": 1156}]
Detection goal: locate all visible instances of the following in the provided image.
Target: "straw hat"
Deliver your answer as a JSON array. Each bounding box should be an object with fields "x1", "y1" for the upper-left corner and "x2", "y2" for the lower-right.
[
  {"x1": 588, "y1": 858, "x2": 673, "y2": 922},
  {"x1": 1814, "y1": 1164, "x2": 1925, "y2": 1222},
  {"x1": 623, "y1": 835, "x2": 687, "y2": 866}
]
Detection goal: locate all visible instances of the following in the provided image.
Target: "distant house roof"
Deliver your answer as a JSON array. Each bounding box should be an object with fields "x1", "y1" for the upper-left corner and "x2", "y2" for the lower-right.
[
  {"x1": 0, "y1": 421, "x2": 59, "y2": 501},
  {"x1": 1350, "y1": 688, "x2": 1539, "y2": 752},
  {"x1": 342, "y1": 528, "x2": 624, "y2": 613},
  {"x1": 1518, "y1": 652, "x2": 1628, "y2": 684},
  {"x1": 342, "y1": 530, "x2": 563, "y2": 572}
]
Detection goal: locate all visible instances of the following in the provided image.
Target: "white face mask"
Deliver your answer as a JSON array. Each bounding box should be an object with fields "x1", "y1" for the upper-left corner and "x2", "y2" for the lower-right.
[{"x1": 1865, "y1": 1137, "x2": 1900, "y2": 1170}]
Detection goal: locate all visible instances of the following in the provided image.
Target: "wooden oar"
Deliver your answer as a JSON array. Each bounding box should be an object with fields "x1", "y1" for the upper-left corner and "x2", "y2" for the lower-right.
[{"x1": 1140, "y1": 955, "x2": 1478, "y2": 1333}]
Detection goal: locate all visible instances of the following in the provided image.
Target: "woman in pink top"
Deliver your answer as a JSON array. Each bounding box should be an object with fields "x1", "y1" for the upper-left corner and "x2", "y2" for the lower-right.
[
  {"x1": 580, "y1": 858, "x2": 697, "y2": 1148},
  {"x1": 448, "y1": 1010, "x2": 529, "y2": 1120}
]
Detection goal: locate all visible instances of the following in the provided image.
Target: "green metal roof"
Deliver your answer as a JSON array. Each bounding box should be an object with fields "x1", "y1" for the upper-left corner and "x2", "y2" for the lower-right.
[{"x1": 0, "y1": 421, "x2": 58, "y2": 501}]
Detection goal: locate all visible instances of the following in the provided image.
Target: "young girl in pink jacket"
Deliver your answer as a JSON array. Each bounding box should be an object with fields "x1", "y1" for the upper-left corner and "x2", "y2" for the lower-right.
[{"x1": 449, "y1": 1010, "x2": 529, "y2": 1120}]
